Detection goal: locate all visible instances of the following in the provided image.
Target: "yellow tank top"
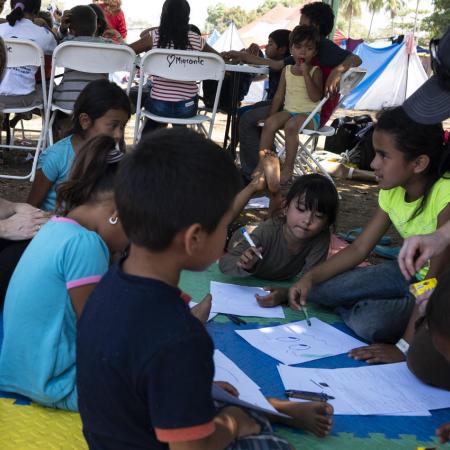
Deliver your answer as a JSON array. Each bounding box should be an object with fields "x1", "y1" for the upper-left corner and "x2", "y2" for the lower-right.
[{"x1": 284, "y1": 65, "x2": 321, "y2": 114}]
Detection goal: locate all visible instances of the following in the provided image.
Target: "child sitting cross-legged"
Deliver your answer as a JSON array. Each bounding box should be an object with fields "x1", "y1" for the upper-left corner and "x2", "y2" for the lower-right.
[{"x1": 76, "y1": 128, "x2": 333, "y2": 450}]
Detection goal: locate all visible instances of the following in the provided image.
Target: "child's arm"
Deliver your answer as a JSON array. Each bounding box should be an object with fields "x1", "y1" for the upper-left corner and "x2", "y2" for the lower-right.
[
  {"x1": 170, "y1": 406, "x2": 261, "y2": 450},
  {"x1": 129, "y1": 33, "x2": 152, "y2": 54},
  {"x1": 223, "y1": 50, "x2": 285, "y2": 72},
  {"x1": 27, "y1": 170, "x2": 53, "y2": 208},
  {"x1": 267, "y1": 68, "x2": 286, "y2": 117},
  {"x1": 289, "y1": 207, "x2": 391, "y2": 309},
  {"x1": 69, "y1": 284, "x2": 98, "y2": 319},
  {"x1": 302, "y1": 64, "x2": 323, "y2": 102}
]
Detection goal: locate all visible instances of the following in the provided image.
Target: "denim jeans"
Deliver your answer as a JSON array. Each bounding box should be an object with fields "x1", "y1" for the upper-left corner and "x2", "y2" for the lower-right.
[
  {"x1": 145, "y1": 95, "x2": 198, "y2": 118},
  {"x1": 308, "y1": 260, "x2": 415, "y2": 343}
]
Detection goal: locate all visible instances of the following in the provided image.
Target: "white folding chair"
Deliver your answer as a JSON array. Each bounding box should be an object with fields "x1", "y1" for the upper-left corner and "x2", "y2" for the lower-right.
[
  {"x1": 0, "y1": 39, "x2": 47, "y2": 181},
  {"x1": 45, "y1": 41, "x2": 136, "y2": 145},
  {"x1": 276, "y1": 68, "x2": 367, "y2": 183},
  {"x1": 133, "y1": 49, "x2": 225, "y2": 143}
]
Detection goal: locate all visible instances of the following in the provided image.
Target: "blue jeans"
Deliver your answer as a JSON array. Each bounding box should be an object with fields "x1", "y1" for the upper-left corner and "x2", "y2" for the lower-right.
[
  {"x1": 145, "y1": 95, "x2": 198, "y2": 118},
  {"x1": 308, "y1": 261, "x2": 415, "y2": 343}
]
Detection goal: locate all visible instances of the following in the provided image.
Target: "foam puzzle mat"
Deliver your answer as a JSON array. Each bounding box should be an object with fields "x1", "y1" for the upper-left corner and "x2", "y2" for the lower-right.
[{"x1": 0, "y1": 262, "x2": 447, "y2": 449}]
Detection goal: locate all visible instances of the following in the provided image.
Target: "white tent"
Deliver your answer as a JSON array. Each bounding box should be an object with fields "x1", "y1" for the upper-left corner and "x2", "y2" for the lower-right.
[{"x1": 212, "y1": 22, "x2": 245, "y2": 52}]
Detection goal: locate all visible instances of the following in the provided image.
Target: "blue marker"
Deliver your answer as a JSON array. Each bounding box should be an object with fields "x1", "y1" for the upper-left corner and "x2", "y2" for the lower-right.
[{"x1": 240, "y1": 227, "x2": 263, "y2": 260}]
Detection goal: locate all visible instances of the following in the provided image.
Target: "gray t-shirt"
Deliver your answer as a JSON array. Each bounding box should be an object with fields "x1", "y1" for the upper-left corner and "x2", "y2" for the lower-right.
[{"x1": 219, "y1": 217, "x2": 330, "y2": 281}]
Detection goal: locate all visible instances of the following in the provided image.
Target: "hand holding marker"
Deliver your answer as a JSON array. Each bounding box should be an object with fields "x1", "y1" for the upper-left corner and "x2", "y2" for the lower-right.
[{"x1": 240, "y1": 227, "x2": 263, "y2": 260}]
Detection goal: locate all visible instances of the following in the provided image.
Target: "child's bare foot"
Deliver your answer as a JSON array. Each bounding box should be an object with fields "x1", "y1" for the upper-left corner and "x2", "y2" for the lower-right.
[
  {"x1": 260, "y1": 151, "x2": 280, "y2": 194},
  {"x1": 191, "y1": 294, "x2": 212, "y2": 324},
  {"x1": 268, "y1": 398, "x2": 333, "y2": 437},
  {"x1": 249, "y1": 167, "x2": 266, "y2": 192},
  {"x1": 321, "y1": 161, "x2": 350, "y2": 179}
]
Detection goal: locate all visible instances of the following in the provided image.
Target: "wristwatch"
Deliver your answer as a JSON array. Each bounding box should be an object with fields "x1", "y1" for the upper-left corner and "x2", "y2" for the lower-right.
[{"x1": 395, "y1": 338, "x2": 410, "y2": 355}]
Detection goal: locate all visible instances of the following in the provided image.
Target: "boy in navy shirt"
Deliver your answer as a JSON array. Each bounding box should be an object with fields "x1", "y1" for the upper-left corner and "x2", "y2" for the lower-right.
[{"x1": 77, "y1": 128, "x2": 332, "y2": 449}]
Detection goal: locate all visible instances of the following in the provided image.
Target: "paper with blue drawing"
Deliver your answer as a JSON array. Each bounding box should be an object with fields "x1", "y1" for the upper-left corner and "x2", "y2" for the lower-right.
[
  {"x1": 235, "y1": 318, "x2": 366, "y2": 365},
  {"x1": 278, "y1": 362, "x2": 450, "y2": 416},
  {"x1": 210, "y1": 281, "x2": 285, "y2": 319}
]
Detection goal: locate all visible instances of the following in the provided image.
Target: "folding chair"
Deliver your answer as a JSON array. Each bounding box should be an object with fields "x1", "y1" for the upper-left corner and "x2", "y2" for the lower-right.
[
  {"x1": 45, "y1": 41, "x2": 136, "y2": 146},
  {"x1": 133, "y1": 49, "x2": 225, "y2": 143},
  {"x1": 0, "y1": 39, "x2": 47, "y2": 181},
  {"x1": 276, "y1": 67, "x2": 367, "y2": 183}
]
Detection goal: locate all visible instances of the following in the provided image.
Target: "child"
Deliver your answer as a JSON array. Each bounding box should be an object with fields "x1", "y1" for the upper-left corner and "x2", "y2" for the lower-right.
[
  {"x1": 130, "y1": 0, "x2": 217, "y2": 123},
  {"x1": 0, "y1": 0, "x2": 57, "y2": 108},
  {"x1": 89, "y1": 3, "x2": 124, "y2": 43},
  {"x1": 77, "y1": 128, "x2": 333, "y2": 449},
  {"x1": 0, "y1": 135, "x2": 129, "y2": 411},
  {"x1": 220, "y1": 174, "x2": 338, "y2": 306},
  {"x1": 288, "y1": 106, "x2": 450, "y2": 360},
  {"x1": 258, "y1": 25, "x2": 323, "y2": 185},
  {"x1": 409, "y1": 271, "x2": 450, "y2": 443},
  {"x1": 27, "y1": 79, "x2": 131, "y2": 212},
  {"x1": 95, "y1": 0, "x2": 126, "y2": 40}
]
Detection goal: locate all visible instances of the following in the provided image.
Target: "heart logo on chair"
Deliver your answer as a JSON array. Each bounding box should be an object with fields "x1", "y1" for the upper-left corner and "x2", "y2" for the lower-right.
[{"x1": 167, "y1": 54, "x2": 176, "y2": 68}]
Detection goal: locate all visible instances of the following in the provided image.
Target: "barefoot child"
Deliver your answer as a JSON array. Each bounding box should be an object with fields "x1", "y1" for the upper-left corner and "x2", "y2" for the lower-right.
[
  {"x1": 0, "y1": 135, "x2": 129, "y2": 410},
  {"x1": 289, "y1": 106, "x2": 450, "y2": 361},
  {"x1": 220, "y1": 174, "x2": 338, "y2": 307},
  {"x1": 77, "y1": 128, "x2": 333, "y2": 449},
  {"x1": 258, "y1": 25, "x2": 323, "y2": 185}
]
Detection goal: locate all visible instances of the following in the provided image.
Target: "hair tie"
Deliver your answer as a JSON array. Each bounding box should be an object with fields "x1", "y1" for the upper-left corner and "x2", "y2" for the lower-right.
[
  {"x1": 106, "y1": 146, "x2": 124, "y2": 164},
  {"x1": 14, "y1": 2, "x2": 25, "y2": 10},
  {"x1": 444, "y1": 130, "x2": 449, "y2": 145}
]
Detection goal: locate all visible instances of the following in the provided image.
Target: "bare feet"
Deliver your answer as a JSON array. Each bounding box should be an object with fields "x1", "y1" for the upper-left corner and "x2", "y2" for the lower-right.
[
  {"x1": 259, "y1": 149, "x2": 280, "y2": 194},
  {"x1": 268, "y1": 398, "x2": 333, "y2": 437},
  {"x1": 190, "y1": 294, "x2": 212, "y2": 324},
  {"x1": 321, "y1": 161, "x2": 349, "y2": 179}
]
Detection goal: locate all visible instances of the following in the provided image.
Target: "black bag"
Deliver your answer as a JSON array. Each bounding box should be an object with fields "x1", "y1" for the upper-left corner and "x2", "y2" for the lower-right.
[
  {"x1": 354, "y1": 125, "x2": 375, "y2": 170},
  {"x1": 202, "y1": 72, "x2": 255, "y2": 113},
  {"x1": 324, "y1": 114, "x2": 373, "y2": 155}
]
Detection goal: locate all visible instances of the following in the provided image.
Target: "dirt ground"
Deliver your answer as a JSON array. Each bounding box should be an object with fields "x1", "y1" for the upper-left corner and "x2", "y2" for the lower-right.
[{"x1": 2, "y1": 108, "x2": 448, "y2": 258}]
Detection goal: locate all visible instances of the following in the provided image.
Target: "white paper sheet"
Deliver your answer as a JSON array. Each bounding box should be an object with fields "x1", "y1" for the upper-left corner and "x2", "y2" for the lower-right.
[
  {"x1": 210, "y1": 281, "x2": 285, "y2": 319},
  {"x1": 235, "y1": 318, "x2": 365, "y2": 365},
  {"x1": 277, "y1": 362, "x2": 450, "y2": 416},
  {"x1": 213, "y1": 350, "x2": 280, "y2": 415},
  {"x1": 245, "y1": 196, "x2": 270, "y2": 210},
  {"x1": 189, "y1": 301, "x2": 217, "y2": 322}
]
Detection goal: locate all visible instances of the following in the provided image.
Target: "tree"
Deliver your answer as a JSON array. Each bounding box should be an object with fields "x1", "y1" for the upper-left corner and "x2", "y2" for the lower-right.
[
  {"x1": 385, "y1": 0, "x2": 405, "y2": 35},
  {"x1": 205, "y1": 3, "x2": 257, "y2": 33},
  {"x1": 256, "y1": 0, "x2": 303, "y2": 15},
  {"x1": 366, "y1": 0, "x2": 383, "y2": 39},
  {"x1": 339, "y1": 0, "x2": 362, "y2": 37},
  {"x1": 422, "y1": 0, "x2": 450, "y2": 37}
]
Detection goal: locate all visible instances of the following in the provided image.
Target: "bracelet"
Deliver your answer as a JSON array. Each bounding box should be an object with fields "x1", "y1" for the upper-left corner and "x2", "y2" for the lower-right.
[{"x1": 395, "y1": 338, "x2": 409, "y2": 355}]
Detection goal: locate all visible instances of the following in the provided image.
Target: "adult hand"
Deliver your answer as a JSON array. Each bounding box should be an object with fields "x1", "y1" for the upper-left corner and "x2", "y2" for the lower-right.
[
  {"x1": 288, "y1": 275, "x2": 312, "y2": 310},
  {"x1": 324, "y1": 68, "x2": 342, "y2": 94},
  {"x1": 214, "y1": 381, "x2": 239, "y2": 397},
  {"x1": 0, "y1": 208, "x2": 48, "y2": 240},
  {"x1": 398, "y1": 232, "x2": 444, "y2": 279},
  {"x1": 437, "y1": 422, "x2": 450, "y2": 443},
  {"x1": 237, "y1": 247, "x2": 263, "y2": 271},
  {"x1": 348, "y1": 343, "x2": 405, "y2": 364},
  {"x1": 255, "y1": 287, "x2": 288, "y2": 307}
]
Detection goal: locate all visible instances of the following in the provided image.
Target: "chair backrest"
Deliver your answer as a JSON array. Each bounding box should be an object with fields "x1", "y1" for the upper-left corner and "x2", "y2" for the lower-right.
[
  {"x1": 141, "y1": 48, "x2": 225, "y2": 82},
  {"x1": 3, "y1": 38, "x2": 44, "y2": 68},
  {"x1": 339, "y1": 67, "x2": 367, "y2": 97}
]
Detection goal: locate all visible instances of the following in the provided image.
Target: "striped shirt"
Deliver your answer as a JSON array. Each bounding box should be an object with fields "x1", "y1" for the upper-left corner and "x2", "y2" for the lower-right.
[{"x1": 150, "y1": 29, "x2": 205, "y2": 102}]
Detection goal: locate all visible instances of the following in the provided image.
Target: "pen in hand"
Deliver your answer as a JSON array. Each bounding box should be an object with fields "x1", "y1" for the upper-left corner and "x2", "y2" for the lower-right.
[{"x1": 240, "y1": 227, "x2": 263, "y2": 260}]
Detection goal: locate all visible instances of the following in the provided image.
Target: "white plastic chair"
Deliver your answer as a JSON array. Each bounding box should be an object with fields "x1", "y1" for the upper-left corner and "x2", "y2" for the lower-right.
[
  {"x1": 133, "y1": 49, "x2": 225, "y2": 143},
  {"x1": 0, "y1": 39, "x2": 47, "y2": 181},
  {"x1": 276, "y1": 67, "x2": 367, "y2": 183},
  {"x1": 45, "y1": 41, "x2": 136, "y2": 145}
]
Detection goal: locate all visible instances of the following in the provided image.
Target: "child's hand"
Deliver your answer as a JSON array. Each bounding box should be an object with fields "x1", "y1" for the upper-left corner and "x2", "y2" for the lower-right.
[
  {"x1": 348, "y1": 343, "x2": 405, "y2": 364},
  {"x1": 288, "y1": 275, "x2": 312, "y2": 310},
  {"x1": 437, "y1": 422, "x2": 450, "y2": 443},
  {"x1": 249, "y1": 168, "x2": 266, "y2": 192},
  {"x1": 299, "y1": 58, "x2": 311, "y2": 75},
  {"x1": 222, "y1": 406, "x2": 261, "y2": 438},
  {"x1": 237, "y1": 247, "x2": 263, "y2": 271},
  {"x1": 190, "y1": 294, "x2": 212, "y2": 325},
  {"x1": 214, "y1": 381, "x2": 239, "y2": 397},
  {"x1": 255, "y1": 287, "x2": 288, "y2": 307}
]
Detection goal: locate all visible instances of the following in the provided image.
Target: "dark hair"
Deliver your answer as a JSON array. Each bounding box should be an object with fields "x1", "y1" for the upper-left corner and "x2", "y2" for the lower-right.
[
  {"x1": 285, "y1": 174, "x2": 339, "y2": 228},
  {"x1": 56, "y1": 135, "x2": 123, "y2": 215},
  {"x1": 7, "y1": 0, "x2": 41, "y2": 25},
  {"x1": 188, "y1": 23, "x2": 201, "y2": 36},
  {"x1": 37, "y1": 10, "x2": 53, "y2": 28},
  {"x1": 116, "y1": 128, "x2": 242, "y2": 251},
  {"x1": 71, "y1": 79, "x2": 131, "y2": 136},
  {"x1": 300, "y1": 2, "x2": 334, "y2": 37},
  {"x1": 426, "y1": 270, "x2": 450, "y2": 339},
  {"x1": 268, "y1": 29, "x2": 291, "y2": 57},
  {"x1": 70, "y1": 5, "x2": 97, "y2": 37},
  {"x1": 89, "y1": 3, "x2": 108, "y2": 36},
  {"x1": 0, "y1": 37, "x2": 6, "y2": 80},
  {"x1": 375, "y1": 106, "x2": 450, "y2": 220},
  {"x1": 158, "y1": 0, "x2": 191, "y2": 50},
  {"x1": 289, "y1": 25, "x2": 320, "y2": 50}
]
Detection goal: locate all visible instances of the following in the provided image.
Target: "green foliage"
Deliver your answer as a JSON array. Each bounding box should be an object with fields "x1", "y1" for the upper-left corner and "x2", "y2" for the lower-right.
[
  {"x1": 256, "y1": 0, "x2": 303, "y2": 15},
  {"x1": 422, "y1": 0, "x2": 450, "y2": 37},
  {"x1": 205, "y1": 3, "x2": 257, "y2": 33}
]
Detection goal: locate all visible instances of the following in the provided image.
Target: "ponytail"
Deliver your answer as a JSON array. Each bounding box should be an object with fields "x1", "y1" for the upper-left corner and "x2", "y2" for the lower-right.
[
  {"x1": 7, "y1": 0, "x2": 41, "y2": 26},
  {"x1": 56, "y1": 135, "x2": 124, "y2": 215}
]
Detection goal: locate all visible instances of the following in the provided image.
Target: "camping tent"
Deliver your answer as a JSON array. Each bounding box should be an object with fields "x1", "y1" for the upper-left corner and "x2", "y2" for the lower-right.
[
  {"x1": 207, "y1": 29, "x2": 221, "y2": 47},
  {"x1": 212, "y1": 22, "x2": 245, "y2": 52},
  {"x1": 238, "y1": 5, "x2": 299, "y2": 47},
  {"x1": 342, "y1": 39, "x2": 428, "y2": 110}
]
